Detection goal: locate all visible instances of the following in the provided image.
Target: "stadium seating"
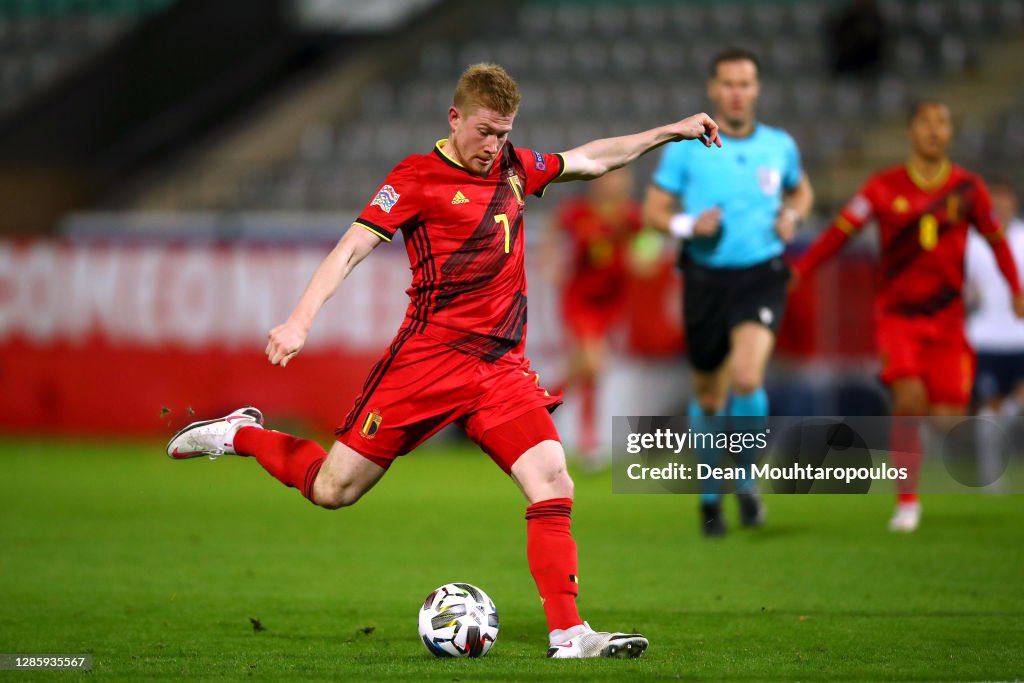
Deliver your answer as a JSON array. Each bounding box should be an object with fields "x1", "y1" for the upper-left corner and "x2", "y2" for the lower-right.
[
  {"x1": 953, "y1": 92, "x2": 1024, "y2": 191},
  {"x1": 0, "y1": 0, "x2": 172, "y2": 115},
  {"x1": 217, "y1": 0, "x2": 1021, "y2": 213}
]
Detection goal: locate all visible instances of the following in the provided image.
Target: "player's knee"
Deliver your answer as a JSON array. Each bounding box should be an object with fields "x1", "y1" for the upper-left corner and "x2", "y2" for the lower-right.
[
  {"x1": 314, "y1": 481, "x2": 364, "y2": 510},
  {"x1": 543, "y1": 473, "x2": 574, "y2": 501},
  {"x1": 891, "y1": 379, "x2": 928, "y2": 415},
  {"x1": 583, "y1": 343, "x2": 606, "y2": 374},
  {"x1": 892, "y1": 393, "x2": 927, "y2": 416},
  {"x1": 928, "y1": 414, "x2": 959, "y2": 433},
  {"x1": 514, "y1": 443, "x2": 574, "y2": 502},
  {"x1": 696, "y1": 398, "x2": 721, "y2": 414},
  {"x1": 892, "y1": 399, "x2": 925, "y2": 416},
  {"x1": 731, "y1": 373, "x2": 762, "y2": 396},
  {"x1": 537, "y1": 457, "x2": 573, "y2": 499},
  {"x1": 552, "y1": 468, "x2": 574, "y2": 500},
  {"x1": 729, "y1": 357, "x2": 766, "y2": 395}
]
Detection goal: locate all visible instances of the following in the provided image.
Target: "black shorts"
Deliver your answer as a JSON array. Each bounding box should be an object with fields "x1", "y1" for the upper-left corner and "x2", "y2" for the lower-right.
[
  {"x1": 681, "y1": 254, "x2": 790, "y2": 372},
  {"x1": 973, "y1": 350, "x2": 1024, "y2": 403}
]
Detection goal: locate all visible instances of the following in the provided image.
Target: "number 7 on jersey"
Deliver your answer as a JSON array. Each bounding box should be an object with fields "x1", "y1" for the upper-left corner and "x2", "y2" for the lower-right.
[{"x1": 494, "y1": 213, "x2": 510, "y2": 254}]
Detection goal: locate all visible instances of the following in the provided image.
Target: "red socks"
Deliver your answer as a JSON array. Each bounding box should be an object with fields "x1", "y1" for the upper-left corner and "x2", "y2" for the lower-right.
[
  {"x1": 891, "y1": 417, "x2": 921, "y2": 504},
  {"x1": 234, "y1": 427, "x2": 326, "y2": 503},
  {"x1": 525, "y1": 497, "x2": 581, "y2": 632}
]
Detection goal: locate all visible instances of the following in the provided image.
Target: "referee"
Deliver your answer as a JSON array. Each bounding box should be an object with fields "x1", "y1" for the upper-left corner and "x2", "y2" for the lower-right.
[{"x1": 644, "y1": 48, "x2": 814, "y2": 536}]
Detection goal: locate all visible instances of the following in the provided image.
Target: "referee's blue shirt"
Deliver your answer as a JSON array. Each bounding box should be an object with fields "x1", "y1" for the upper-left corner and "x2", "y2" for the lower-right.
[{"x1": 652, "y1": 124, "x2": 802, "y2": 268}]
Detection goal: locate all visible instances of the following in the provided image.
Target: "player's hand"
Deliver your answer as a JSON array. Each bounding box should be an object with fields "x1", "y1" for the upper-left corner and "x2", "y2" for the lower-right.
[
  {"x1": 670, "y1": 113, "x2": 722, "y2": 148},
  {"x1": 1013, "y1": 293, "x2": 1024, "y2": 319},
  {"x1": 693, "y1": 207, "x2": 722, "y2": 237},
  {"x1": 775, "y1": 207, "x2": 800, "y2": 243},
  {"x1": 266, "y1": 321, "x2": 308, "y2": 367}
]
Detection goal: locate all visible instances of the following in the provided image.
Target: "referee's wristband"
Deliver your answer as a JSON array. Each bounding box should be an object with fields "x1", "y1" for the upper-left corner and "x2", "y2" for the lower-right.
[{"x1": 668, "y1": 213, "x2": 696, "y2": 239}]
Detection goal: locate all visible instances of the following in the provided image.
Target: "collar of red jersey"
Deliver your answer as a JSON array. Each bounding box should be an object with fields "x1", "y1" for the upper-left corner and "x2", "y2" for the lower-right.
[
  {"x1": 905, "y1": 159, "x2": 951, "y2": 191},
  {"x1": 434, "y1": 139, "x2": 504, "y2": 177},
  {"x1": 434, "y1": 139, "x2": 465, "y2": 168}
]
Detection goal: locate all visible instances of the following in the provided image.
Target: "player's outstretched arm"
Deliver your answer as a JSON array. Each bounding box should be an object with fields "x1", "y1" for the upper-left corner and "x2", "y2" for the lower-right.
[
  {"x1": 266, "y1": 224, "x2": 382, "y2": 367},
  {"x1": 792, "y1": 185, "x2": 875, "y2": 290},
  {"x1": 557, "y1": 113, "x2": 721, "y2": 182},
  {"x1": 790, "y1": 218, "x2": 855, "y2": 291}
]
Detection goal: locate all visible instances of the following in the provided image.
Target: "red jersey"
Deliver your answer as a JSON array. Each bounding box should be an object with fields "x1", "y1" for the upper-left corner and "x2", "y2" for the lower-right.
[
  {"x1": 555, "y1": 196, "x2": 642, "y2": 302},
  {"x1": 799, "y1": 162, "x2": 1017, "y2": 325},
  {"x1": 355, "y1": 140, "x2": 564, "y2": 361}
]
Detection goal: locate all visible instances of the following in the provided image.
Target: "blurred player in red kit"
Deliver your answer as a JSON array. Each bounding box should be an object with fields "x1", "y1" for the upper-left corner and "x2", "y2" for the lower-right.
[
  {"x1": 166, "y1": 63, "x2": 721, "y2": 657},
  {"x1": 793, "y1": 101, "x2": 1024, "y2": 532},
  {"x1": 544, "y1": 168, "x2": 642, "y2": 465}
]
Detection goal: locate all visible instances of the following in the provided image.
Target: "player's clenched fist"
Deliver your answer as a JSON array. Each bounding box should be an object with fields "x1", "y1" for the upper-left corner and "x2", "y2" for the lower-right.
[
  {"x1": 774, "y1": 207, "x2": 800, "y2": 244},
  {"x1": 266, "y1": 321, "x2": 307, "y2": 367},
  {"x1": 694, "y1": 207, "x2": 722, "y2": 237}
]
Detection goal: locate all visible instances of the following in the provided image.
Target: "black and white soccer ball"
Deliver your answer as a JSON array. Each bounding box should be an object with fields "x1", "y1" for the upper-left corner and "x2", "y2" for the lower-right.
[{"x1": 418, "y1": 582, "x2": 499, "y2": 658}]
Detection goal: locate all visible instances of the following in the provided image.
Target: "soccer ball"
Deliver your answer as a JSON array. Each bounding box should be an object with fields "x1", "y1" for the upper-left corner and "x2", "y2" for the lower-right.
[{"x1": 418, "y1": 582, "x2": 499, "y2": 658}]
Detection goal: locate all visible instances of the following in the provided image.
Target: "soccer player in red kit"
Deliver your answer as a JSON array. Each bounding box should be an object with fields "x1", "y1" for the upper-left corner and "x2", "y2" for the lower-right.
[
  {"x1": 544, "y1": 168, "x2": 642, "y2": 464},
  {"x1": 793, "y1": 101, "x2": 1024, "y2": 532},
  {"x1": 166, "y1": 63, "x2": 721, "y2": 658}
]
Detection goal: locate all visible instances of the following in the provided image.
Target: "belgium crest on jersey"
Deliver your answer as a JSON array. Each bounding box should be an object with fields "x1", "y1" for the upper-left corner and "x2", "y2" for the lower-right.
[
  {"x1": 507, "y1": 171, "x2": 525, "y2": 206},
  {"x1": 361, "y1": 409, "x2": 383, "y2": 439},
  {"x1": 947, "y1": 193, "x2": 960, "y2": 221}
]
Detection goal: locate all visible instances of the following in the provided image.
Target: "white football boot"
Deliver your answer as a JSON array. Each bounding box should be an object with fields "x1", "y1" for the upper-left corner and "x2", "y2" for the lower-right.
[
  {"x1": 547, "y1": 622, "x2": 648, "y2": 659},
  {"x1": 166, "y1": 407, "x2": 263, "y2": 460},
  {"x1": 888, "y1": 501, "x2": 921, "y2": 533}
]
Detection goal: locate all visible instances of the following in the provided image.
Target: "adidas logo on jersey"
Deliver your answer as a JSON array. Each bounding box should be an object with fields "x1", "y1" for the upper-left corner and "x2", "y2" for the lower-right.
[{"x1": 451, "y1": 190, "x2": 469, "y2": 205}]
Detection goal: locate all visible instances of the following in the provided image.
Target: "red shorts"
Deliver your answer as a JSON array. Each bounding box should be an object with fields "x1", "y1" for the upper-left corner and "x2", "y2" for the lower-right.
[
  {"x1": 876, "y1": 314, "x2": 975, "y2": 406},
  {"x1": 336, "y1": 329, "x2": 562, "y2": 472}
]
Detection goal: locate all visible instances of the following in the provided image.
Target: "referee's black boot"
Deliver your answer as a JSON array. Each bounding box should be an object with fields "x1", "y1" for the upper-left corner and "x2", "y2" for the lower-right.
[
  {"x1": 700, "y1": 500, "x2": 726, "y2": 537},
  {"x1": 737, "y1": 490, "x2": 766, "y2": 528}
]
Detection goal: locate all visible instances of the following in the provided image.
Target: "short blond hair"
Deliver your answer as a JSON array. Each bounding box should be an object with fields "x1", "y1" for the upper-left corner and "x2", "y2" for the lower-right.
[{"x1": 452, "y1": 63, "x2": 521, "y2": 116}]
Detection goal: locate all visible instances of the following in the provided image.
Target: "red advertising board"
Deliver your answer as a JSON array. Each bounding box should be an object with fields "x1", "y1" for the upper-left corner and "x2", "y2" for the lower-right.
[
  {"x1": 0, "y1": 240, "x2": 410, "y2": 436},
  {"x1": 0, "y1": 239, "x2": 876, "y2": 436}
]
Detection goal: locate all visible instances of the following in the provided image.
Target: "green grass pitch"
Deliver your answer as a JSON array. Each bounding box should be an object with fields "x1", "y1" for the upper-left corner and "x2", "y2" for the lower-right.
[{"x1": 1, "y1": 438, "x2": 1023, "y2": 681}]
